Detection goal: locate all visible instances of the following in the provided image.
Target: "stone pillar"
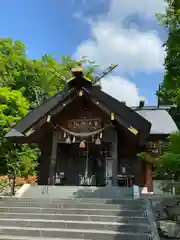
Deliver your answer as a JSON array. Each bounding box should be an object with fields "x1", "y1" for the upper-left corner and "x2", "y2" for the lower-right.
[{"x1": 49, "y1": 130, "x2": 58, "y2": 185}]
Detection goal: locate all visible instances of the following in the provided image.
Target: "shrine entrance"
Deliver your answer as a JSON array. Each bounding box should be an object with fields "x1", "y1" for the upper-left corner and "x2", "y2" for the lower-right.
[{"x1": 55, "y1": 142, "x2": 111, "y2": 186}]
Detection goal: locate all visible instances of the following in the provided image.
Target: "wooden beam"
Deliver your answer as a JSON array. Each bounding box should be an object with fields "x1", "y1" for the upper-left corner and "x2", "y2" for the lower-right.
[
  {"x1": 90, "y1": 96, "x2": 139, "y2": 137},
  {"x1": 48, "y1": 130, "x2": 58, "y2": 185},
  {"x1": 49, "y1": 94, "x2": 77, "y2": 116},
  {"x1": 24, "y1": 114, "x2": 51, "y2": 136},
  {"x1": 23, "y1": 93, "x2": 77, "y2": 136}
]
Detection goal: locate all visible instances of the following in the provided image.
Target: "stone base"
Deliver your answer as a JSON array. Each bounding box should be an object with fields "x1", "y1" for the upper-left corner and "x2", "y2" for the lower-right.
[{"x1": 157, "y1": 220, "x2": 180, "y2": 238}]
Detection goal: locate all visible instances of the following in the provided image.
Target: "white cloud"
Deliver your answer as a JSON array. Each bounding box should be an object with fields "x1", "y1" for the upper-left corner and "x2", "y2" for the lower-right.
[
  {"x1": 74, "y1": 0, "x2": 165, "y2": 104},
  {"x1": 102, "y1": 75, "x2": 144, "y2": 106},
  {"x1": 107, "y1": 0, "x2": 165, "y2": 22},
  {"x1": 76, "y1": 21, "x2": 164, "y2": 72}
]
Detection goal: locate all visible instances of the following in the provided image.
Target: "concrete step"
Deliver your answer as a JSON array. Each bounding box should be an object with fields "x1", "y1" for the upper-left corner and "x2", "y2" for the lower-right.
[
  {"x1": 0, "y1": 206, "x2": 145, "y2": 217},
  {"x1": 0, "y1": 237, "x2": 81, "y2": 240},
  {"x1": 0, "y1": 197, "x2": 155, "y2": 239},
  {"x1": 0, "y1": 226, "x2": 151, "y2": 239},
  {"x1": 0, "y1": 218, "x2": 151, "y2": 233},
  {"x1": 0, "y1": 212, "x2": 148, "y2": 223},
  {"x1": 0, "y1": 197, "x2": 145, "y2": 207},
  {"x1": 20, "y1": 186, "x2": 133, "y2": 199},
  {"x1": 0, "y1": 201, "x2": 145, "y2": 210}
]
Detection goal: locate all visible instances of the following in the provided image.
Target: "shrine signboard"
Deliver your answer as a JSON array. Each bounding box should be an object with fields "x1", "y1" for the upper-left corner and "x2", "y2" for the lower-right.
[{"x1": 68, "y1": 118, "x2": 101, "y2": 132}]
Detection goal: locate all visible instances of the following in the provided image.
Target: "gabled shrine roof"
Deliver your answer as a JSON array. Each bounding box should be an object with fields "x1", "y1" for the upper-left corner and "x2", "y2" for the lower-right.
[
  {"x1": 5, "y1": 70, "x2": 178, "y2": 142},
  {"x1": 11, "y1": 90, "x2": 70, "y2": 134},
  {"x1": 5, "y1": 87, "x2": 151, "y2": 143}
]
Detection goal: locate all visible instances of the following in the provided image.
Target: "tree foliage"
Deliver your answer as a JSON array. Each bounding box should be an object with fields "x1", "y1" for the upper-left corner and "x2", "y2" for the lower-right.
[
  {"x1": 157, "y1": 0, "x2": 180, "y2": 127},
  {"x1": 0, "y1": 87, "x2": 39, "y2": 193},
  {"x1": 0, "y1": 38, "x2": 100, "y2": 190},
  {"x1": 156, "y1": 1, "x2": 180, "y2": 178},
  {"x1": 0, "y1": 87, "x2": 29, "y2": 133},
  {"x1": 156, "y1": 132, "x2": 180, "y2": 180},
  {"x1": 0, "y1": 39, "x2": 99, "y2": 108}
]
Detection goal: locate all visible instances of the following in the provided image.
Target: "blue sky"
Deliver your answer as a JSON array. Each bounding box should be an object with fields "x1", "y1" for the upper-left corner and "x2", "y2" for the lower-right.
[{"x1": 0, "y1": 0, "x2": 166, "y2": 106}]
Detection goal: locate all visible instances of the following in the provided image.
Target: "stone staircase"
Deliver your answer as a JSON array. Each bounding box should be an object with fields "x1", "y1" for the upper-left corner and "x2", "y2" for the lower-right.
[
  {"x1": 20, "y1": 185, "x2": 134, "y2": 199},
  {"x1": 0, "y1": 196, "x2": 158, "y2": 240}
]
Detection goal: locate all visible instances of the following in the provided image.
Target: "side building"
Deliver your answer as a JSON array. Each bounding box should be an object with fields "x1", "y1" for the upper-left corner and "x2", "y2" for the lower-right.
[{"x1": 5, "y1": 68, "x2": 178, "y2": 193}]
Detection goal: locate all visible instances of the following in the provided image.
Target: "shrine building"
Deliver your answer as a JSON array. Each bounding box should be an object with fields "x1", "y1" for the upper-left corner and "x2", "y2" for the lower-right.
[{"x1": 5, "y1": 68, "x2": 178, "y2": 193}]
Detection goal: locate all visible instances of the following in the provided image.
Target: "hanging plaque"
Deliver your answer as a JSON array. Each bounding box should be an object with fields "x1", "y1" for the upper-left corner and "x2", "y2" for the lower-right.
[{"x1": 68, "y1": 118, "x2": 101, "y2": 132}]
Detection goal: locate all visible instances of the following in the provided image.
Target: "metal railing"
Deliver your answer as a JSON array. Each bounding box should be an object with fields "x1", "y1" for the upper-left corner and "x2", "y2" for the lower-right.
[
  {"x1": 42, "y1": 185, "x2": 48, "y2": 195},
  {"x1": 41, "y1": 176, "x2": 57, "y2": 195},
  {"x1": 41, "y1": 177, "x2": 52, "y2": 195}
]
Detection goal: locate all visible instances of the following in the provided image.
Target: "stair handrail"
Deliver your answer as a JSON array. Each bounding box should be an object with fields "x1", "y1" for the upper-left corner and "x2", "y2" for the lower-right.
[
  {"x1": 42, "y1": 177, "x2": 50, "y2": 195},
  {"x1": 42, "y1": 185, "x2": 48, "y2": 195}
]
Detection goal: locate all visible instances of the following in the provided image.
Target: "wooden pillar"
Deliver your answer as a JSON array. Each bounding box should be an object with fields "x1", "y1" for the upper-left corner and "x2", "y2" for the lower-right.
[
  {"x1": 49, "y1": 130, "x2": 58, "y2": 185},
  {"x1": 38, "y1": 135, "x2": 52, "y2": 185},
  {"x1": 143, "y1": 161, "x2": 153, "y2": 192},
  {"x1": 112, "y1": 128, "x2": 118, "y2": 186},
  {"x1": 37, "y1": 155, "x2": 49, "y2": 185}
]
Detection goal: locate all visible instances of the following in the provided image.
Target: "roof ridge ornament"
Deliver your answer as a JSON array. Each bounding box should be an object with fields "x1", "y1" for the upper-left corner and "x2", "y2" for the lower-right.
[
  {"x1": 71, "y1": 67, "x2": 84, "y2": 79},
  {"x1": 93, "y1": 64, "x2": 118, "y2": 84},
  {"x1": 71, "y1": 67, "x2": 83, "y2": 74}
]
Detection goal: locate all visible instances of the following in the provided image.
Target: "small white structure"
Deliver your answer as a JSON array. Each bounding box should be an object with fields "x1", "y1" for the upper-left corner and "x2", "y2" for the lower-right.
[{"x1": 133, "y1": 185, "x2": 140, "y2": 199}]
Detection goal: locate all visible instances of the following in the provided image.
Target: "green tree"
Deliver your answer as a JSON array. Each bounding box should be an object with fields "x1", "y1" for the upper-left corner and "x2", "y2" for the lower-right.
[
  {"x1": 155, "y1": 1, "x2": 180, "y2": 182},
  {"x1": 157, "y1": 0, "x2": 180, "y2": 127},
  {"x1": 0, "y1": 87, "x2": 38, "y2": 194},
  {"x1": 0, "y1": 38, "x2": 99, "y2": 108},
  {"x1": 156, "y1": 132, "x2": 180, "y2": 180},
  {"x1": 0, "y1": 38, "x2": 101, "y2": 193}
]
